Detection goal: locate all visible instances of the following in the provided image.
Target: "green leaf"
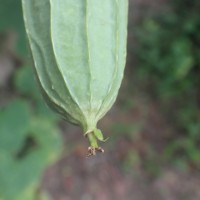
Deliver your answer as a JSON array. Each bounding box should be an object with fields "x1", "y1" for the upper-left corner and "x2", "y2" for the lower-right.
[
  {"x1": 14, "y1": 66, "x2": 40, "y2": 100},
  {"x1": 0, "y1": 0, "x2": 27, "y2": 55},
  {"x1": 0, "y1": 101, "x2": 61, "y2": 200},
  {"x1": 0, "y1": 99, "x2": 31, "y2": 154},
  {"x1": 14, "y1": 66, "x2": 59, "y2": 122}
]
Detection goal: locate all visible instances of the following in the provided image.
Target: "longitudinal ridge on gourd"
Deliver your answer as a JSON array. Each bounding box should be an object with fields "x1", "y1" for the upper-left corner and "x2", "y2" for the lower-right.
[{"x1": 22, "y1": 0, "x2": 128, "y2": 156}]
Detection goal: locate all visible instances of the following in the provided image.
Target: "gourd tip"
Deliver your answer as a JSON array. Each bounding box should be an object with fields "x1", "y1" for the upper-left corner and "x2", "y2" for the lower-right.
[{"x1": 87, "y1": 146, "x2": 104, "y2": 157}]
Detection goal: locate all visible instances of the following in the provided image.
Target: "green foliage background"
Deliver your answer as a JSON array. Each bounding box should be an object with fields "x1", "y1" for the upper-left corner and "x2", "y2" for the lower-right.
[
  {"x1": 0, "y1": 0, "x2": 26, "y2": 55},
  {"x1": 134, "y1": 0, "x2": 200, "y2": 168}
]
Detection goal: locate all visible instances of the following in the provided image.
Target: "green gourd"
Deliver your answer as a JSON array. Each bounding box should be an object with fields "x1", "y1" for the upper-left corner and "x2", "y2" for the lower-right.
[{"x1": 22, "y1": 0, "x2": 128, "y2": 156}]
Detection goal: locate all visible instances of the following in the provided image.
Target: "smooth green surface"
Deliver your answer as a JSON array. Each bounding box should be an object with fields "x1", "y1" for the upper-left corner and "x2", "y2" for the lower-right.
[{"x1": 22, "y1": 0, "x2": 128, "y2": 146}]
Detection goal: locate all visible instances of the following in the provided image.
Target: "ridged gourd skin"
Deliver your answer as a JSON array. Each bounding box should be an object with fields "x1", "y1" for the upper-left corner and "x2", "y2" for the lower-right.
[{"x1": 22, "y1": 0, "x2": 128, "y2": 155}]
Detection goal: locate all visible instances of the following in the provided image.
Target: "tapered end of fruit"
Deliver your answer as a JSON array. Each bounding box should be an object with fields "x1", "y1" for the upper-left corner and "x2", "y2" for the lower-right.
[
  {"x1": 87, "y1": 146, "x2": 104, "y2": 157},
  {"x1": 84, "y1": 128, "x2": 108, "y2": 157}
]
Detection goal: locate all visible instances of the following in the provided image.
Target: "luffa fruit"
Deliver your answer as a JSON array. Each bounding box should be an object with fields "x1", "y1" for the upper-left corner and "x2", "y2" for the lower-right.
[{"x1": 22, "y1": 0, "x2": 128, "y2": 156}]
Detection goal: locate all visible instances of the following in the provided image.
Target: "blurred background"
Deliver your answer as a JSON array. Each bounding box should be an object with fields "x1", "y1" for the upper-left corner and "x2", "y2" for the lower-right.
[{"x1": 0, "y1": 0, "x2": 200, "y2": 199}]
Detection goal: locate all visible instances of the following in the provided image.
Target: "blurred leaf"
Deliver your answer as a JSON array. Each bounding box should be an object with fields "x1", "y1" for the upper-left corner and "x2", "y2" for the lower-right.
[
  {"x1": 14, "y1": 66, "x2": 58, "y2": 122},
  {"x1": 0, "y1": 0, "x2": 27, "y2": 55},
  {"x1": 171, "y1": 38, "x2": 194, "y2": 79},
  {"x1": 14, "y1": 66, "x2": 40, "y2": 99},
  {"x1": 34, "y1": 100, "x2": 59, "y2": 122},
  {"x1": 122, "y1": 150, "x2": 141, "y2": 173},
  {"x1": 111, "y1": 123, "x2": 141, "y2": 139},
  {"x1": 134, "y1": 0, "x2": 200, "y2": 168},
  {"x1": 0, "y1": 100, "x2": 61, "y2": 200},
  {"x1": 173, "y1": 158, "x2": 189, "y2": 172},
  {"x1": 0, "y1": 99, "x2": 31, "y2": 154}
]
